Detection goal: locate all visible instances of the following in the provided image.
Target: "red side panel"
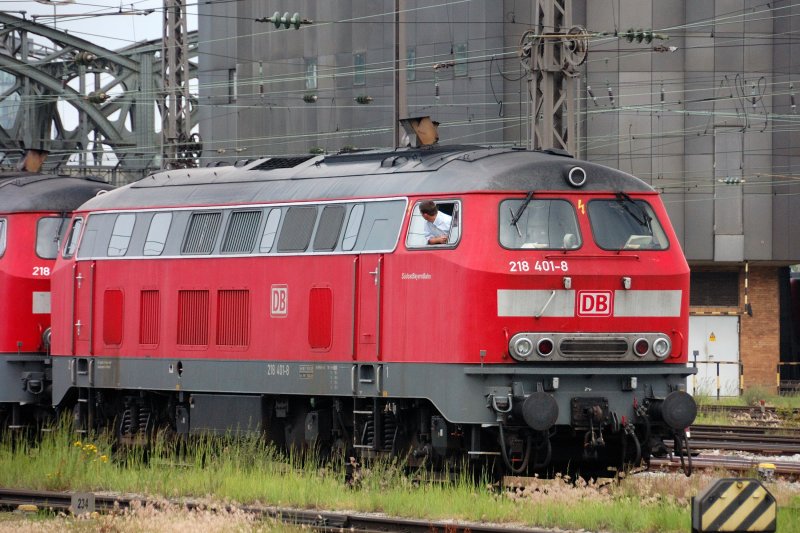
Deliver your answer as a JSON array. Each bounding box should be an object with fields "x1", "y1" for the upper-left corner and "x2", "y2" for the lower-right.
[
  {"x1": 308, "y1": 286, "x2": 333, "y2": 350},
  {"x1": 102, "y1": 289, "x2": 123, "y2": 345}
]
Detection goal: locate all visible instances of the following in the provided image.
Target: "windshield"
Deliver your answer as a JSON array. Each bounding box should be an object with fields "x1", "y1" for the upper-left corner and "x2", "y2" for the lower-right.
[
  {"x1": 499, "y1": 199, "x2": 581, "y2": 250},
  {"x1": 588, "y1": 198, "x2": 669, "y2": 250},
  {"x1": 36, "y1": 217, "x2": 69, "y2": 259}
]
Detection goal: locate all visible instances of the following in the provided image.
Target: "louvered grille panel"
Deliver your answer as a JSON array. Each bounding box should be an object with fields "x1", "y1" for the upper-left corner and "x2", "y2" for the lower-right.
[
  {"x1": 277, "y1": 206, "x2": 317, "y2": 252},
  {"x1": 178, "y1": 290, "x2": 209, "y2": 345},
  {"x1": 222, "y1": 211, "x2": 262, "y2": 253},
  {"x1": 217, "y1": 290, "x2": 250, "y2": 346},
  {"x1": 559, "y1": 338, "x2": 628, "y2": 357},
  {"x1": 313, "y1": 205, "x2": 345, "y2": 251},
  {"x1": 250, "y1": 156, "x2": 314, "y2": 171},
  {"x1": 139, "y1": 290, "x2": 159, "y2": 345},
  {"x1": 182, "y1": 212, "x2": 221, "y2": 254}
]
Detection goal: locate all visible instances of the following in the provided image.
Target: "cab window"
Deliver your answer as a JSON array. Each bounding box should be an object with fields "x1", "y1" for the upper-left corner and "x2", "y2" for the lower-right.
[
  {"x1": 63, "y1": 218, "x2": 83, "y2": 258},
  {"x1": 36, "y1": 217, "x2": 69, "y2": 259},
  {"x1": 499, "y1": 198, "x2": 580, "y2": 250},
  {"x1": 588, "y1": 197, "x2": 669, "y2": 250},
  {"x1": 406, "y1": 200, "x2": 460, "y2": 248}
]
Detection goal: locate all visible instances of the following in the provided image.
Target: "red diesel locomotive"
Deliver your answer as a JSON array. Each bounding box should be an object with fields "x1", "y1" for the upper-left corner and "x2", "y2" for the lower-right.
[
  {"x1": 0, "y1": 172, "x2": 112, "y2": 428},
  {"x1": 48, "y1": 146, "x2": 696, "y2": 474}
]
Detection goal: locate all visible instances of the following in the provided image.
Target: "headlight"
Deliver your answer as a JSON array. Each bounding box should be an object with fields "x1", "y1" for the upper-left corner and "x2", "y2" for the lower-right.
[
  {"x1": 633, "y1": 338, "x2": 650, "y2": 357},
  {"x1": 513, "y1": 337, "x2": 534, "y2": 359},
  {"x1": 537, "y1": 338, "x2": 554, "y2": 357},
  {"x1": 653, "y1": 337, "x2": 671, "y2": 359}
]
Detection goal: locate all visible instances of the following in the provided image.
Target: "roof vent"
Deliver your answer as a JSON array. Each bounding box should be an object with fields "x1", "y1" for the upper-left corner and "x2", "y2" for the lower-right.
[{"x1": 250, "y1": 156, "x2": 315, "y2": 171}]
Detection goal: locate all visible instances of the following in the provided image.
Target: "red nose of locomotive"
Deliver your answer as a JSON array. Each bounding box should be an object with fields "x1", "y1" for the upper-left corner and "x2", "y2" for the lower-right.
[{"x1": 497, "y1": 190, "x2": 689, "y2": 365}]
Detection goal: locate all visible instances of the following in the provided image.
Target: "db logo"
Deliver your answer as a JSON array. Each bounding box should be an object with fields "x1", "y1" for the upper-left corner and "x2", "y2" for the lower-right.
[
  {"x1": 271, "y1": 285, "x2": 288, "y2": 317},
  {"x1": 577, "y1": 291, "x2": 613, "y2": 317}
]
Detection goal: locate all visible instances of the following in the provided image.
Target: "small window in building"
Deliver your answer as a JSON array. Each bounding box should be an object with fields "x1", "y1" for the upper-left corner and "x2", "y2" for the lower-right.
[
  {"x1": 354, "y1": 52, "x2": 366, "y2": 85},
  {"x1": 259, "y1": 208, "x2": 282, "y2": 253},
  {"x1": 406, "y1": 200, "x2": 460, "y2": 248},
  {"x1": 0, "y1": 218, "x2": 6, "y2": 257},
  {"x1": 182, "y1": 212, "x2": 222, "y2": 255},
  {"x1": 144, "y1": 212, "x2": 172, "y2": 256},
  {"x1": 305, "y1": 58, "x2": 318, "y2": 90},
  {"x1": 313, "y1": 205, "x2": 346, "y2": 251},
  {"x1": 63, "y1": 218, "x2": 83, "y2": 258},
  {"x1": 222, "y1": 210, "x2": 262, "y2": 253},
  {"x1": 406, "y1": 47, "x2": 416, "y2": 81},
  {"x1": 454, "y1": 43, "x2": 468, "y2": 77},
  {"x1": 690, "y1": 271, "x2": 740, "y2": 307},
  {"x1": 228, "y1": 67, "x2": 238, "y2": 103},
  {"x1": 36, "y1": 217, "x2": 69, "y2": 259},
  {"x1": 277, "y1": 206, "x2": 317, "y2": 253},
  {"x1": 107, "y1": 213, "x2": 136, "y2": 257},
  {"x1": 342, "y1": 204, "x2": 364, "y2": 251}
]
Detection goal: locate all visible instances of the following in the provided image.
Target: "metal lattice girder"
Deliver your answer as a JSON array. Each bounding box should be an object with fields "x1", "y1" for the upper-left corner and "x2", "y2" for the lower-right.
[
  {"x1": 528, "y1": 0, "x2": 577, "y2": 155},
  {"x1": 0, "y1": 12, "x2": 197, "y2": 177}
]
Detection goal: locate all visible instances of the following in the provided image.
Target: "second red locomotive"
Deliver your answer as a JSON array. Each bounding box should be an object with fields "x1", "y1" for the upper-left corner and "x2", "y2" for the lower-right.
[
  {"x1": 48, "y1": 146, "x2": 696, "y2": 474},
  {"x1": 0, "y1": 172, "x2": 112, "y2": 429}
]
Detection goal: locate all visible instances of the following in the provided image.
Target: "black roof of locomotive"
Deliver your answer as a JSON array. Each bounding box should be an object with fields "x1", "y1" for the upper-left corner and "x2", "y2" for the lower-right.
[
  {"x1": 0, "y1": 172, "x2": 113, "y2": 213},
  {"x1": 81, "y1": 146, "x2": 655, "y2": 211}
]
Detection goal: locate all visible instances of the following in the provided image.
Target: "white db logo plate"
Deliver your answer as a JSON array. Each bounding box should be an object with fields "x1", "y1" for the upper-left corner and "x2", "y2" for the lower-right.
[
  {"x1": 271, "y1": 285, "x2": 288, "y2": 317},
  {"x1": 577, "y1": 291, "x2": 613, "y2": 317}
]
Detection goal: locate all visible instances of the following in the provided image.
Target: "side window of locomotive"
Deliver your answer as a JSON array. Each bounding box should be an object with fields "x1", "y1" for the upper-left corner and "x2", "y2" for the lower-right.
[
  {"x1": 313, "y1": 205, "x2": 346, "y2": 252},
  {"x1": 144, "y1": 212, "x2": 172, "y2": 256},
  {"x1": 63, "y1": 217, "x2": 84, "y2": 258},
  {"x1": 276, "y1": 206, "x2": 317, "y2": 253},
  {"x1": 182, "y1": 212, "x2": 222, "y2": 255},
  {"x1": 0, "y1": 218, "x2": 6, "y2": 257},
  {"x1": 36, "y1": 217, "x2": 69, "y2": 259},
  {"x1": 406, "y1": 201, "x2": 460, "y2": 249},
  {"x1": 107, "y1": 213, "x2": 136, "y2": 257},
  {"x1": 587, "y1": 199, "x2": 669, "y2": 251},
  {"x1": 221, "y1": 210, "x2": 262, "y2": 254},
  {"x1": 259, "y1": 208, "x2": 282, "y2": 253},
  {"x1": 342, "y1": 204, "x2": 364, "y2": 251},
  {"x1": 499, "y1": 199, "x2": 580, "y2": 250}
]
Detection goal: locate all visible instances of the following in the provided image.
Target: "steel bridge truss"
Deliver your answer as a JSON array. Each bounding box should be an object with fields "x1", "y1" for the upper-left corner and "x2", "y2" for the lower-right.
[{"x1": 0, "y1": 13, "x2": 198, "y2": 182}]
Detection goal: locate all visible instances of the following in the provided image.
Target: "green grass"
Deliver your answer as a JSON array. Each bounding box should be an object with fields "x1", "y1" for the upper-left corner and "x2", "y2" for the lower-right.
[
  {"x1": 695, "y1": 389, "x2": 800, "y2": 409},
  {"x1": 1, "y1": 423, "x2": 798, "y2": 533}
]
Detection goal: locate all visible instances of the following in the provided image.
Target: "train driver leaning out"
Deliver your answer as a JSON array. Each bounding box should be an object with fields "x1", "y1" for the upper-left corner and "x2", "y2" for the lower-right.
[{"x1": 420, "y1": 200, "x2": 452, "y2": 245}]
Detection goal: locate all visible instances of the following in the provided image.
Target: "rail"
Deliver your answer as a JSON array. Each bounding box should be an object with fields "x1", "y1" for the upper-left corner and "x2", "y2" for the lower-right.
[{"x1": 0, "y1": 488, "x2": 553, "y2": 533}]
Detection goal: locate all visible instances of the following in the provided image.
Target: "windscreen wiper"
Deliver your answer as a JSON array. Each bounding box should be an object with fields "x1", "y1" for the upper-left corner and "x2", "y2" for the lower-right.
[
  {"x1": 510, "y1": 191, "x2": 535, "y2": 237},
  {"x1": 616, "y1": 192, "x2": 651, "y2": 230}
]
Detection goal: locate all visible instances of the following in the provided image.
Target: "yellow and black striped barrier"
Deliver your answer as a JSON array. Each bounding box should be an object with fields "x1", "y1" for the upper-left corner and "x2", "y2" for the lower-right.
[{"x1": 692, "y1": 478, "x2": 776, "y2": 532}]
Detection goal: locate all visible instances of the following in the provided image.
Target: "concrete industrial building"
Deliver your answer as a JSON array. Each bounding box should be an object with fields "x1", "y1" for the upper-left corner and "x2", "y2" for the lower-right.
[{"x1": 198, "y1": 1, "x2": 800, "y2": 394}]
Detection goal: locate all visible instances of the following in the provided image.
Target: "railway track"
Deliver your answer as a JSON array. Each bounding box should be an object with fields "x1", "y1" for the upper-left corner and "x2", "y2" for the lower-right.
[
  {"x1": 0, "y1": 488, "x2": 552, "y2": 533},
  {"x1": 697, "y1": 404, "x2": 800, "y2": 418},
  {"x1": 686, "y1": 424, "x2": 800, "y2": 455},
  {"x1": 650, "y1": 454, "x2": 800, "y2": 476}
]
